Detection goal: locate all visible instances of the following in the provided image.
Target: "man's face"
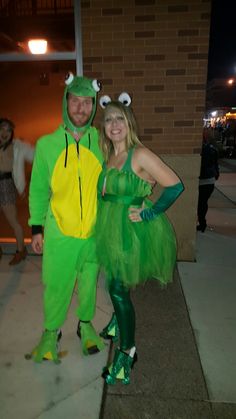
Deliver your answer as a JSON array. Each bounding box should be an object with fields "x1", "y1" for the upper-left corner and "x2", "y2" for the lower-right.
[{"x1": 67, "y1": 94, "x2": 93, "y2": 128}]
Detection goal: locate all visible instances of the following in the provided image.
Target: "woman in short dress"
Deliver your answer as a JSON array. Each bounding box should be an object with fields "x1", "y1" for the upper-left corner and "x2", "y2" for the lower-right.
[
  {"x1": 96, "y1": 95, "x2": 184, "y2": 385},
  {"x1": 0, "y1": 118, "x2": 34, "y2": 265}
]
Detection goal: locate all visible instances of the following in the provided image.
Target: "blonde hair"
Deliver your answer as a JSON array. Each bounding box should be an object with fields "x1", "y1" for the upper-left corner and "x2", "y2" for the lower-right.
[{"x1": 99, "y1": 101, "x2": 142, "y2": 162}]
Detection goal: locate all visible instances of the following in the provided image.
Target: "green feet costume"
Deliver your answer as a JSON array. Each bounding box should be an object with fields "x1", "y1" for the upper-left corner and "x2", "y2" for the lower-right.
[
  {"x1": 77, "y1": 321, "x2": 105, "y2": 355},
  {"x1": 31, "y1": 330, "x2": 61, "y2": 364},
  {"x1": 29, "y1": 74, "x2": 104, "y2": 361}
]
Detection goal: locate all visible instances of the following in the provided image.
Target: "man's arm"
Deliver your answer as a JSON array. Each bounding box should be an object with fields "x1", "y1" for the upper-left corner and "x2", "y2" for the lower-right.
[{"x1": 28, "y1": 140, "x2": 50, "y2": 235}]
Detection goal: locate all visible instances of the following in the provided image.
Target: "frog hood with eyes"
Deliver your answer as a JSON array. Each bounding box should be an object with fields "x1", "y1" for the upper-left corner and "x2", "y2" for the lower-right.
[{"x1": 62, "y1": 72, "x2": 101, "y2": 133}]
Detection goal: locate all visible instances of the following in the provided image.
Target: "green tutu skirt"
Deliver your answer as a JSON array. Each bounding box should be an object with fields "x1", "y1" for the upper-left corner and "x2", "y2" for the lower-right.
[{"x1": 95, "y1": 167, "x2": 177, "y2": 289}]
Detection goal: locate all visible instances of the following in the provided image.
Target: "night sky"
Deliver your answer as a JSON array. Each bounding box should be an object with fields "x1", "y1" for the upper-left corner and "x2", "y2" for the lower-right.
[{"x1": 207, "y1": 0, "x2": 236, "y2": 81}]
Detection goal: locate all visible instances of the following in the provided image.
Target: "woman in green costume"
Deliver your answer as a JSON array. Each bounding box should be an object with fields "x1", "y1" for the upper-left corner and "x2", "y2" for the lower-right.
[
  {"x1": 28, "y1": 73, "x2": 105, "y2": 362},
  {"x1": 96, "y1": 94, "x2": 184, "y2": 384}
]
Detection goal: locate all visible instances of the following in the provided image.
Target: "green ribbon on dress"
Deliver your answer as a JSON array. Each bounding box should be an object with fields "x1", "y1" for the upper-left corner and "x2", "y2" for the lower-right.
[{"x1": 101, "y1": 193, "x2": 144, "y2": 206}]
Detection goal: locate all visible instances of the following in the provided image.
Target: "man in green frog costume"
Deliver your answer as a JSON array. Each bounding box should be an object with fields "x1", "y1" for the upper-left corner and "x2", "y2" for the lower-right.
[{"x1": 28, "y1": 72, "x2": 104, "y2": 362}]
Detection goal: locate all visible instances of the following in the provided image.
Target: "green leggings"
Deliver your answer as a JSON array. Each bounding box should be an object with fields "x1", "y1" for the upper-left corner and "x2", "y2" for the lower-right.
[{"x1": 109, "y1": 279, "x2": 135, "y2": 351}]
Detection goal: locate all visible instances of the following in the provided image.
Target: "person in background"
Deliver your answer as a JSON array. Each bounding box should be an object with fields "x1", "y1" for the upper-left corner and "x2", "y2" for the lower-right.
[
  {"x1": 96, "y1": 94, "x2": 184, "y2": 385},
  {"x1": 28, "y1": 73, "x2": 105, "y2": 363},
  {"x1": 197, "y1": 137, "x2": 219, "y2": 232},
  {"x1": 0, "y1": 118, "x2": 34, "y2": 265}
]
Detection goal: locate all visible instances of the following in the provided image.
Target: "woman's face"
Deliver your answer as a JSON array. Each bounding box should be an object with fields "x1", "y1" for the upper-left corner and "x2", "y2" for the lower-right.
[
  {"x1": 0, "y1": 123, "x2": 13, "y2": 144},
  {"x1": 104, "y1": 108, "x2": 128, "y2": 145}
]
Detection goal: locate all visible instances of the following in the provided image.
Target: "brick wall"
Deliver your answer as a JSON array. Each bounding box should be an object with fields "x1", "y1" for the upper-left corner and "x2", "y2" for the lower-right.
[
  {"x1": 80, "y1": 0, "x2": 211, "y2": 260},
  {"x1": 82, "y1": 0, "x2": 211, "y2": 156}
]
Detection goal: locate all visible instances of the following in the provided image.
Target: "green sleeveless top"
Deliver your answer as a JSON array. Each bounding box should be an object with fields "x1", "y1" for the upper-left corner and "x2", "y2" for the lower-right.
[{"x1": 98, "y1": 148, "x2": 153, "y2": 205}]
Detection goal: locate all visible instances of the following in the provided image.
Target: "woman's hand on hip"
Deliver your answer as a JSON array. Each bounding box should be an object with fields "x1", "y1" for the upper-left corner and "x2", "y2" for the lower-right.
[{"x1": 128, "y1": 207, "x2": 143, "y2": 223}]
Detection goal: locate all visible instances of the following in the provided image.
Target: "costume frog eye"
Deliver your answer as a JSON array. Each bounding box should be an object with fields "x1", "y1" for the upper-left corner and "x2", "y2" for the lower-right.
[
  {"x1": 92, "y1": 79, "x2": 101, "y2": 92},
  {"x1": 65, "y1": 72, "x2": 74, "y2": 85},
  {"x1": 118, "y1": 92, "x2": 131, "y2": 106},
  {"x1": 99, "y1": 95, "x2": 112, "y2": 109}
]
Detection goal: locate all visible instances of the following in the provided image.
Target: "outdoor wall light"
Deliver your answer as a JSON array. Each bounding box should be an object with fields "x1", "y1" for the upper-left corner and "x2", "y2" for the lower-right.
[{"x1": 28, "y1": 39, "x2": 47, "y2": 54}]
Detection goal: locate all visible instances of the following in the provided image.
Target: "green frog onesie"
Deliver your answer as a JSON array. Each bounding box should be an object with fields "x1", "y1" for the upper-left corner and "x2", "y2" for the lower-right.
[{"x1": 28, "y1": 73, "x2": 104, "y2": 362}]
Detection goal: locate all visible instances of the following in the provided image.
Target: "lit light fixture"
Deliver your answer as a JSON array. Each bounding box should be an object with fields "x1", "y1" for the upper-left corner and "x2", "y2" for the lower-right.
[
  {"x1": 227, "y1": 78, "x2": 234, "y2": 85},
  {"x1": 211, "y1": 111, "x2": 217, "y2": 117},
  {"x1": 28, "y1": 39, "x2": 47, "y2": 54}
]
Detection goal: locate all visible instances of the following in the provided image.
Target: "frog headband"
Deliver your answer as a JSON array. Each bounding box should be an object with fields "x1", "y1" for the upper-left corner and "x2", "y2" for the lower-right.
[
  {"x1": 99, "y1": 93, "x2": 131, "y2": 109},
  {"x1": 63, "y1": 72, "x2": 101, "y2": 132}
]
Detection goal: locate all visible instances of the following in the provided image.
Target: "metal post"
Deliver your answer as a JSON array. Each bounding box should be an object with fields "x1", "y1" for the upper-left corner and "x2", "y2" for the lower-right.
[{"x1": 74, "y1": 0, "x2": 83, "y2": 76}]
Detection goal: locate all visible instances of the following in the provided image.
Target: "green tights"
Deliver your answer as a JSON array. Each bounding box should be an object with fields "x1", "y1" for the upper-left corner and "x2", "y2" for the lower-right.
[{"x1": 109, "y1": 279, "x2": 135, "y2": 351}]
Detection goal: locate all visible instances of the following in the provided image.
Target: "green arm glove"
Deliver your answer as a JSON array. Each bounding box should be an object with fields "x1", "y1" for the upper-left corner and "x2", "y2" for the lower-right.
[{"x1": 140, "y1": 182, "x2": 184, "y2": 221}]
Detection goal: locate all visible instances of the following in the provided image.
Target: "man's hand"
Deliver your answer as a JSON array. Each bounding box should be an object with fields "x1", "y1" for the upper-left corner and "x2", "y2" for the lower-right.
[{"x1": 31, "y1": 234, "x2": 43, "y2": 254}]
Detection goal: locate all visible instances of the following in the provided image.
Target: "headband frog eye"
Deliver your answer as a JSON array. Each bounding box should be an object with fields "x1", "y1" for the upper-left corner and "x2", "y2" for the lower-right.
[
  {"x1": 99, "y1": 92, "x2": 132, "y2": 109},
  {"x1": 118, "y1": 92, "x2": 132, "y2": 106},
  {"x1": 99, "y1": 95, "x2": 112, "y2": 109}
]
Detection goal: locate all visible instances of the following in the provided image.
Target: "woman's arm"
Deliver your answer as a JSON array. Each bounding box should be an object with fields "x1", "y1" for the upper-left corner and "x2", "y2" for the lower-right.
[
  {"x1": 132, "y1": 146, "x2": 180, "y2": 186},
  {"x1": 129, "y1": 147, "x2": 184, "y2": 222},
  {"x1": 13, "y1": 139, "x2": 35, "y2": 195}
]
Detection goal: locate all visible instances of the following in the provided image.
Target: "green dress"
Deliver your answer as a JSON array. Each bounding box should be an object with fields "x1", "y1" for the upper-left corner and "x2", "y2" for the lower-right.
[{"x1": 95, "y1": 148, "x2": 177, "y2": 288}]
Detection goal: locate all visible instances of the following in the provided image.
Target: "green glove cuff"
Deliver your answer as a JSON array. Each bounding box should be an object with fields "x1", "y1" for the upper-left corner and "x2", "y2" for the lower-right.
[{"x1": 140, "y1": 182, "x2": 184, "y2": 221}]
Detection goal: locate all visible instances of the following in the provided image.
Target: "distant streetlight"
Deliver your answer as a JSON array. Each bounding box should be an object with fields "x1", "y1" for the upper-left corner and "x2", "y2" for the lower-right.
[{"x1": 28, "y1": 39, "x2": 47, "y2": 54}]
